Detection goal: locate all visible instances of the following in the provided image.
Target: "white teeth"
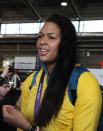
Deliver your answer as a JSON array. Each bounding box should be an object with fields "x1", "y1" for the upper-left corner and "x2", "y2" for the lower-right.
[{"x1": 40, "y1": 49, "x2": 48, "y2": 51}]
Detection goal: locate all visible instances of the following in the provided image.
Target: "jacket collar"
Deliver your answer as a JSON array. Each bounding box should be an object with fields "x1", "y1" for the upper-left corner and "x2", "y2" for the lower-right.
[{"x1": 40, "y1": 61, "x2": 50, "y2": 83}]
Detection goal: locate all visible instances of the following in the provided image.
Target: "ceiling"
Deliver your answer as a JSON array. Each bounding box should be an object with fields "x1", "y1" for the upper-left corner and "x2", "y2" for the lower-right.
[{"x1": 0, "y1": 0, "x2": 103, "y2": 23}]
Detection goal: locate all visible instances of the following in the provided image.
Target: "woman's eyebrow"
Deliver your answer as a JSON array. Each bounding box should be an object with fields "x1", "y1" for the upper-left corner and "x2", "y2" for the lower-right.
[
  {"x1": 39, "y1": 32, "x2": 43, "y2": 34},
  {"x1": 39, "y1": 32, "x2": 57, "y2": 36}
]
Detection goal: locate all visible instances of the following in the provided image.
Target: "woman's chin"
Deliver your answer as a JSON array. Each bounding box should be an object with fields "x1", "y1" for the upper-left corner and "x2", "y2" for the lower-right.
[{"x1": 39, "y1": 57, "x2": 48, "y2": 62}]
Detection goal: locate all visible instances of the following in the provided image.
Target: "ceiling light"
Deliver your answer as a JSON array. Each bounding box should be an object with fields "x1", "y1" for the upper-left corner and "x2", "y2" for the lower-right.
[{"x1": 61, "y1": 2, "x2": 67, "y2": 7}]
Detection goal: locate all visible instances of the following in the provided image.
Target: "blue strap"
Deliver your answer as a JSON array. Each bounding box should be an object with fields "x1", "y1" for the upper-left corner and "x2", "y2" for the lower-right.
[
  {"x1": 29, "y1": 71, "x2": 39, "y2": 90},
  {"x1": 68, "y1": 66, "x2": 88, "y2": 105}
]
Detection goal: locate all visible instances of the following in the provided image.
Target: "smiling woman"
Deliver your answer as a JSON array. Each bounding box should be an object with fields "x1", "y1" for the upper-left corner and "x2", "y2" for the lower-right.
[
  {"x1": 2, "y1": 14, "x2": 102, "y2": 131},
  {"x1": 36, "y1": 21, "x2": 61, "y2": 72}
]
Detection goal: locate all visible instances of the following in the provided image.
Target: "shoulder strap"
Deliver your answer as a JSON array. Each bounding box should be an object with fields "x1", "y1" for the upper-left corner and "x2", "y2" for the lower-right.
[{"x1": 68, "y1": 66, "x2": 88, "y2": 105}]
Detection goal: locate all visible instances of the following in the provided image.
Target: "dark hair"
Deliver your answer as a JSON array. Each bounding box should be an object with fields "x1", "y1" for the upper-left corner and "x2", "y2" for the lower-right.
[{"x1": 35, "y1": 14, "x2": 78, "y2": 127}]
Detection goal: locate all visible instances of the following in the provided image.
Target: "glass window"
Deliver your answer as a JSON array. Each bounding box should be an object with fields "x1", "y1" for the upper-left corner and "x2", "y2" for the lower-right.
[
  {"x1": 1, "y1": 20, "x2": 103, "y2": 34},
  {"x1": 80, "y1": 20, "x2": 103, "y2": 32},
  {"x1": 1, "y1": 22, "x2": 44, "y2": 34},
  {"x1": 1, "y1": 23, "x2": 19, "y2": 34},
  {"x1": 72, "y1": 21, "x2": 80, "y2": 32},
  {"x1": 20, "y1": 23, "x2": 38, "y2": 34}
]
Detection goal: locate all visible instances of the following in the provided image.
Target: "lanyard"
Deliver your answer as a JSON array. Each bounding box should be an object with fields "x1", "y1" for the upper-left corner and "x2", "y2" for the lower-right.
[{"x1": 34, "y1": 71, "x2": 45, "y2": 116}]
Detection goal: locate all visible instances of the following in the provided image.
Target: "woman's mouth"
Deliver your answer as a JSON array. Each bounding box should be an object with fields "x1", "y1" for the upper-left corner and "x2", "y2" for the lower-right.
[{"x1": 38, "y1": 48, "x2": 49, "y2": 56}]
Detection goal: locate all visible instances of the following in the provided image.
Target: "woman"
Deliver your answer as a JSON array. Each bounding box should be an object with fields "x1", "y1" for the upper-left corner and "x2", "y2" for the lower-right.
[{"x1": 2, "y1": 14, "x2": 102, "y2": 131}]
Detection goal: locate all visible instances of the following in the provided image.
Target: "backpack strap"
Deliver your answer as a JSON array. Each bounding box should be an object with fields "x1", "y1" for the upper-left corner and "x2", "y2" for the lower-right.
[{"x1": 68, "y1": 66, "x2": 88, "y2": 105}]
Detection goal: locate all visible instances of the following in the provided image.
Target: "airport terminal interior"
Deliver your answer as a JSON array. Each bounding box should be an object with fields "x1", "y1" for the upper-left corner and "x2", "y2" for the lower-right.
[
  {"x1": 0, "y1": 0, "x2": 103, "y2": 81},
  {"x1": 1, "y1": 1, "x2": 103, "y2": 131}
]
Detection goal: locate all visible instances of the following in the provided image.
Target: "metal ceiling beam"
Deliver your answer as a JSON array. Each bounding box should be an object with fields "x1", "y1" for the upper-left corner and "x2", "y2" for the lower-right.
[
  {"x1": 24, "y1": 0, "x2": 42, "y2": 20},
  {"x1": 68, "y1": 0, "x2": 81, "y2": 20}
]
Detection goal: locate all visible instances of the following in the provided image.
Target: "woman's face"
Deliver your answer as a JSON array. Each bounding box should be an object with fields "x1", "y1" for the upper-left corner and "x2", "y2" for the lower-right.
[{"x1": 36, "y1": 22, "x2": 61, "y2": 64}]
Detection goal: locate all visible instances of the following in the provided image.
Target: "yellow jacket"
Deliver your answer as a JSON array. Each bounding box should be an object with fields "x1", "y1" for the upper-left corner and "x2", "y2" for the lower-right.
[{"x1": 17, "y1": 67, "x2": 102, "y2": 131}]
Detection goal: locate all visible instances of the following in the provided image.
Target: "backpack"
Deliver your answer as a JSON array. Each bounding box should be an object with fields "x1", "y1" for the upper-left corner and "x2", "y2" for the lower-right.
[{"x1": 31, "y1": 66, "x2": 103, "y2": 131}]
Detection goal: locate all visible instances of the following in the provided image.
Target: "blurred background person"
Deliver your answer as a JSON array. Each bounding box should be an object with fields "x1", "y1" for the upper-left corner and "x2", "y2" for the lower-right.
[
  {"x1": 0, "y1": 66, "x2": 17, "y2": 131},
  {"x1": 11, "y1": 70, "x2": 21, "y2": 89}
]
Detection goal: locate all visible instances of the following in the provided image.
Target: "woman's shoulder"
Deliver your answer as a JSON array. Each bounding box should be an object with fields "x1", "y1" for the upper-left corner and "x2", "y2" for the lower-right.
[
  {"x1": 24, "y1": 69, "x2": 41, "y2": 82},
  {"x1": 21, "y1": 71, "x2": 37, "y2": 91},
  {"x1": 79, "y1": 71, "x2": 99, "y2": 84},
  {"x1": 77, "y1": 71, "x2": 101, "y2": 97},
  {"x1": 72, "y1": 65, "x2": 99, "y2": 86}
]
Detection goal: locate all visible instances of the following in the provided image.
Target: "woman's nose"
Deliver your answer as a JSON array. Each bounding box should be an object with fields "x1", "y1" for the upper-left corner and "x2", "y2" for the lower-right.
[{"x1": 40, "y1": 36, "x2": 48, "y2": 44}]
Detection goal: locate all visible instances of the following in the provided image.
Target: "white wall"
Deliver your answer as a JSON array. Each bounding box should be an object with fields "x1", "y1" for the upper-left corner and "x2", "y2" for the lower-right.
[
  {"x1": 14, "y1": 56, "x2": 36, "y2": 70},
  {"x1": 88, "y1": 68, "x2": 103, "y2": 86}
]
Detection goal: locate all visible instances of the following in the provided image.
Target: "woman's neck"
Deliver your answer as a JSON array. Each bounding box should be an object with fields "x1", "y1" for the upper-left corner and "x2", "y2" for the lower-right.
[{"x1": 46, "y1": 63, "x2": 56, "y2": 74}]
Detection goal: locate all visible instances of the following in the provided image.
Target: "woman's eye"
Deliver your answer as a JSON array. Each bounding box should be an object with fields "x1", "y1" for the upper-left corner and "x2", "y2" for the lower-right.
[
  {"x1": 49, "y1": 36, "x2": 56, "y2": 39},
  {"x1": 38, "y1": 35, "x2": 42, "y2": 38}
]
